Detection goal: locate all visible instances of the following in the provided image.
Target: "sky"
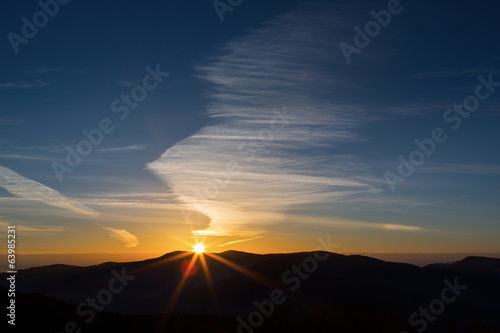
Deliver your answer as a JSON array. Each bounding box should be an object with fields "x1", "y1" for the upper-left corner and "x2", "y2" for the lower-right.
[{"x1": 0, "y1": 0, "x2": 499, "y2": 267}]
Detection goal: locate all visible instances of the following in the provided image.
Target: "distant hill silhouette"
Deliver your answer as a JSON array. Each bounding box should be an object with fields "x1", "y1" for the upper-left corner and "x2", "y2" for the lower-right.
[{"x1": 1, "y1": 251, "x2": 499, "y2": 332}]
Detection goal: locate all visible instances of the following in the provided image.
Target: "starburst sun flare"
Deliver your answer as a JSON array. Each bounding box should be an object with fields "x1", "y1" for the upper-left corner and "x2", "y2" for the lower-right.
[{"x1": 193, "y1": 243, "x2": 205, "y2": 254}]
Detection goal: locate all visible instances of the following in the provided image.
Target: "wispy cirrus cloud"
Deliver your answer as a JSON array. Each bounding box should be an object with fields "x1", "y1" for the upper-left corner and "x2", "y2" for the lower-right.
[
  {"x1": 218, "y1": 236, "x2": 263, "y2": 247},
  {"x1": 0, "y1": 79, "x2": 49, "y2": 89},
  {"x1": 0, "y1": 154, "x2": 53, "y2": 161},
  {"x1": 0, "y1": 221, "x2": 69, "y2": 233},
  {"x1": 0, "y1": 166, "x2": 98, "y2": 217},
  {"x1": 98, "y1": 144, "x2": 150, "y2": 152},
  {"x1": 80, "y1": 192, "x2": 179, "y2": 210},
  {"x1": 291, "y1": 215, "x2": 425, "y2": 232},
  {"x1": 148, "y1": 5, "x2": 379, "y2": 237},
  {"x1": 100, "y1": 225, "x2": 139, "y2": 248}
]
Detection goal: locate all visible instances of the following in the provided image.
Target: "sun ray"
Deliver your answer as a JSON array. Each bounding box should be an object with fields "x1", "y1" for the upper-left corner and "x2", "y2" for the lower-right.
[
  {"x1": 199, "y1": 253, "x2": 219, "y2": 310},
  {"x1": 166, "y1": 253, "x2": 199, "y2": 313},
  {"x1": 154, "y1": 245, "x2": 289, "y2": 332},
  {"x1": 153, "y1": 251, "x2": 199, "y2": 332},
  {"x1": 204, "y1": 252, "x2": 311, "y2": 310}
]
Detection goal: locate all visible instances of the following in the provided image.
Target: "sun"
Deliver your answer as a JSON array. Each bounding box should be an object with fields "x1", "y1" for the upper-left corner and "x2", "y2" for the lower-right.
[{"x1": 193, "y1": 243, "x2": 205, "y2": 254}]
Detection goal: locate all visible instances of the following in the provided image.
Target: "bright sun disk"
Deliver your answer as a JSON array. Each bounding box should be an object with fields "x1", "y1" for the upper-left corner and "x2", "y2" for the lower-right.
[{"x1": 194, "y1": 243, "x2": 205, "y2": 254}]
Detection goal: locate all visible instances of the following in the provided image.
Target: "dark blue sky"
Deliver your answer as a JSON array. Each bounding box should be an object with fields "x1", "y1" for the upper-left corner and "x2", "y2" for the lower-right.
[{"x1": 0, "y1": 0, "x2": 499, "y2": 255}]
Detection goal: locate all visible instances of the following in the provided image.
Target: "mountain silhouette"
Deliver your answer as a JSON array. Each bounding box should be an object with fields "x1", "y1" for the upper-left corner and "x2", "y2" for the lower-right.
[{"x1": 1, "y1": 251, "x2": 499, "y2": 332}]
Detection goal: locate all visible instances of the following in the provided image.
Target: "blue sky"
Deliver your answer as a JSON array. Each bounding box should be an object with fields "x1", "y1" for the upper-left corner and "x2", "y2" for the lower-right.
[{"x1": 0, "y1": 0, "x2": 499, "y2": 257}]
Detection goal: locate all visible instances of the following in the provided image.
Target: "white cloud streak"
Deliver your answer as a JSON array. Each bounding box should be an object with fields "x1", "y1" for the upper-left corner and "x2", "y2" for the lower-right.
[
  {"x1": 148, "y1": 5, "x2": 378, "y2": 236},
  {"x1": 98, "y1": 144, "x2": 150, "y2": 152},
  {"x1": 0, "y1": 79, "x2": 49, "y2": 89},
  {"x1": 0, "y1": 166, "x2": 98, "y2": 217},
  {"x1": 291, "y1": 215, "x2": 424, "y2": 232},
  {"x1": 0, "y1": 221, "x2": 69, "y2": 233},
  {"x1": 0, "y1": 154, "x2": 53, "y2": 161},
  {"x1": 100, "y1": 226, "x2": 139, "y2": 248},
  {"x1": 218, "y1": 236, "x2": 263, "y2": 247}
]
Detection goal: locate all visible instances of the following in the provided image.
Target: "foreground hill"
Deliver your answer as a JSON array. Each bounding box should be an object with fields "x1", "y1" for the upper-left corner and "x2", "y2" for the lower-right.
[{"x1": 1, "y1": 251, "x2": 500, "y2": 332}]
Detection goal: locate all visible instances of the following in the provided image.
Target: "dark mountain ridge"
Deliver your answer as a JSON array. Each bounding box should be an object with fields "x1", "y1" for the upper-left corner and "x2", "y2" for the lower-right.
[{"x1": 2, "y1": 251, "x2": 499, "y2": 332}]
